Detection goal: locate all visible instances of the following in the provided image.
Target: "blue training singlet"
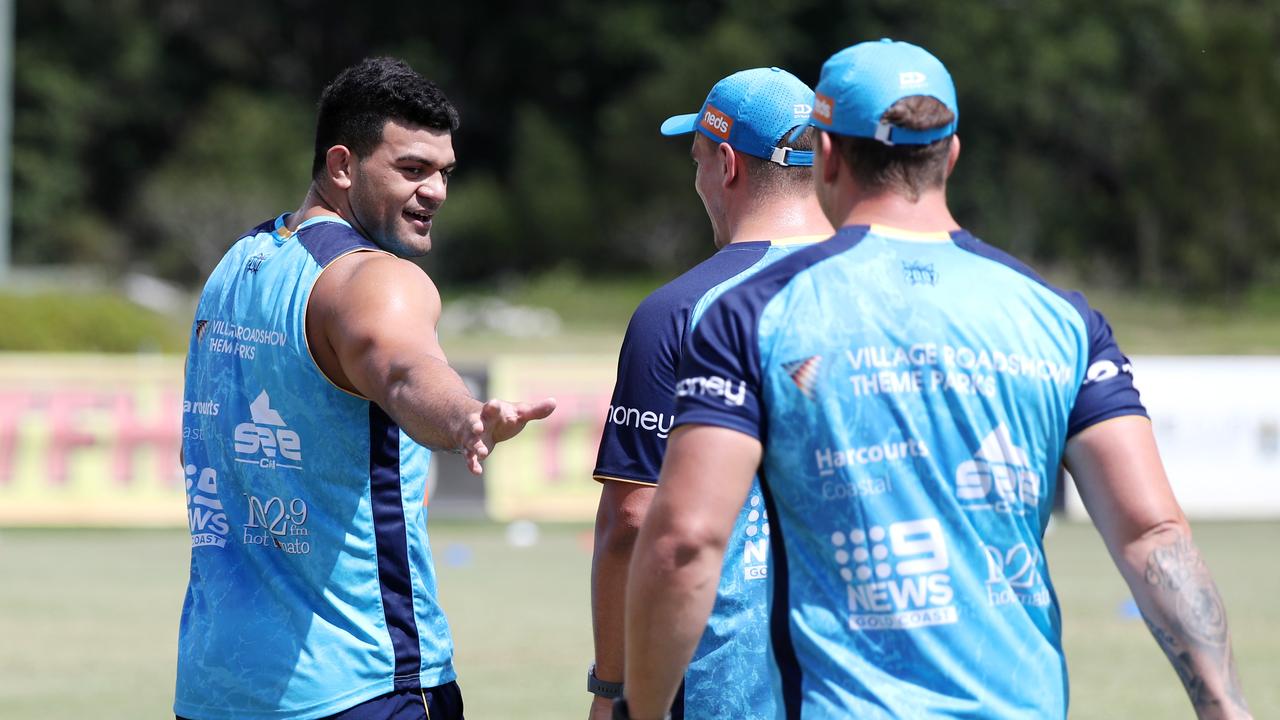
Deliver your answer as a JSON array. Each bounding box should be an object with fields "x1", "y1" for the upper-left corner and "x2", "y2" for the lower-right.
[
  {"x1": 594, "y1": 235, "x2": 825, "y2": 718},
  {"x1": 672, "y1": 225, "x2": 1147, "y2": 719},
  {"x1": 176, "y1": 214, "x2": 455, "y2": 720}
]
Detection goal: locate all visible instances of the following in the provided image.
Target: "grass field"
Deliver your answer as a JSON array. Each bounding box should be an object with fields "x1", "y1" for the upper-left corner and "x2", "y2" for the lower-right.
[{"x1": 0, "y1": 520, "x2": 1276, "y2": 719}]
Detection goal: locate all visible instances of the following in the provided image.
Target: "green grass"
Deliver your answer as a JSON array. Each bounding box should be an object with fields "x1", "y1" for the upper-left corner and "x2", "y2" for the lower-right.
[{"x1": 1, "y1": 521, "x2": 1276, "y2": 719}]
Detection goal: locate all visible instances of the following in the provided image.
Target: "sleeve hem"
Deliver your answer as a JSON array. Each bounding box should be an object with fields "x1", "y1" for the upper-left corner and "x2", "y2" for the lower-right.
[
  {"x1": 1067, "y1": 407, "x2": 1149, "y2": 439},
  {"x1": 672, "y1": 412, "x2": 762, "y2": 442},
  {"x1": 592, "y1": 473, "x2": 659, "y2": 487}
]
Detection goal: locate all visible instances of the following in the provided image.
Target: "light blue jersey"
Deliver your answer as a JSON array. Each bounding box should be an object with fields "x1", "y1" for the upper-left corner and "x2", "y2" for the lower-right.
[
  {"x1": 176, "y1": 215, "x2": 454, "y2": 720},
  {"x1": 595, "y1": 236, "x2": 824, "y2": 718},
  {"x1": 674, "y1": 225, "x2": 1146, "y2": 719}
]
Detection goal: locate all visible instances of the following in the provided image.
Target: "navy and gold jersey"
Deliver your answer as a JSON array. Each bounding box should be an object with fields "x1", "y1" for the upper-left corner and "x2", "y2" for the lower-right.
[
  {"x1": 595, "y1": 235, "x2": 826, "y2": 718},
  {"x1": 674, "y1": 225, "x2": 1145, "y2": 719}
]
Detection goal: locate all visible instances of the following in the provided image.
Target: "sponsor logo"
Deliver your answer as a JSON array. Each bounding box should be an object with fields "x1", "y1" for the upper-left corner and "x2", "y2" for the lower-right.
[
  {"x1": 902, "y1": 261, "x2": 937, "y2": 286},
  {"x1": 955, "y1": 424, "x2": 1040, "y2": 514},
  {"x1": 183, "y1": 399, "x2": 220, "y2": 416},
  {"x1": 1082, "y1": 358, "x2": 1134, "y2": 385},
  {"x1": 243, "y1": 494, "x2": 312, "y2": 555},
  {"x1": 822, "y1": 475, "x2": 893, "y2": 500},
  {"x1": 185, "y1": 464, "x2": 229, "y2": 549},
  {"x1": 742, "y1": 493, "x2": 769, "y2": 580},
  {"x1": 983, "y1": 542, "x2": 1051, "y2": 607},
  {"x1": 675, "y1": 375, "x2": 747, "y2": 407},
  {"x1": 793, "y1": 103, "x2": 812, "y2": 118},
  {"x1": 816, "y1": 439, "x2": 929, "y2": 477},
  {"x1": 782, "y1": 355, "x2": 822, "y2": 399},
  {"x1": 195, "y1": 320, "x2": 209, "y2": 342},
  {"x1": 899, "y1": 71, "x2": 927, "y2": 88},
  {"x1": 833, "y1": 518, "x2": 957, "y2": 630},
  {"x1": 202, "y1": 319, "x2": 287, "y2": 361},
  {"x1": 605, "y1": 404, "x2": 675, "y2": 439},
  {"x1": 700, "y1": 104, "x2": 734, "y2": 140},
  {"x1": 233, "y1": 390, "x2": 302, "y2": 470},
  {"x1": 813, "y1": 93, "x2": 834, "y2": 124},
  {"x1": 244, "y1": 252, "x2": 269, "y2": 273}
]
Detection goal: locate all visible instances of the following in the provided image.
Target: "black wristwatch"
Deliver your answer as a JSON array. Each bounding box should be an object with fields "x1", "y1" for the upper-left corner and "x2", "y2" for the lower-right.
[{"x1": 588, "y1": 664, "x2": 623, "y2": 699}]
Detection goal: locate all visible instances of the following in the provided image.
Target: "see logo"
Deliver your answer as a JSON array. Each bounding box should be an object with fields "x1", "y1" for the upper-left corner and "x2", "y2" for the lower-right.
[
  {"x1": 813, "y1": 93, "x2": 834, "y2": 124},
  {"x1": 700, "y1": 105, "x2": 734, "y2": 140}
]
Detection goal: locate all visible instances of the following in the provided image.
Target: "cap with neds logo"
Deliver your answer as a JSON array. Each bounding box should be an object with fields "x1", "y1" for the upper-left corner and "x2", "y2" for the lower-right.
[
  {"x1": 660, "y1": 67, "x2": 815, "y2": 167},
  {"x1": 809, "y1": 38, "x2": 958, "y2": 146}
]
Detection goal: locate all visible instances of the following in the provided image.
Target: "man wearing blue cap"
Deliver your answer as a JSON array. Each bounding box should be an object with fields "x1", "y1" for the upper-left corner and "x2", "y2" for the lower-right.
[
  {"x1": 588, "y1": 67, "x2": 831, "y2": 720},
  {"x1": 618, "y1": 40, "x2": 1251, "y2": 719}
]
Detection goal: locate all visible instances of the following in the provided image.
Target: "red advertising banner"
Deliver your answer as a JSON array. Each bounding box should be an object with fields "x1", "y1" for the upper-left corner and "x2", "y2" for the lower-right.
[{"x1": 0, "y1": 354, "x2": 185, "y2": 525}]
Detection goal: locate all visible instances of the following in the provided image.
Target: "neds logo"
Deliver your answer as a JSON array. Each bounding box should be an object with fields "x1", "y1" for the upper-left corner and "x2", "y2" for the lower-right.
[
  {"x1": 233, "y1": 390, "x2": 302, "y2": 470},
  {"x1": 700, "y1": 104, "x2": 734, "y2": 140},
  {"x1": 813, "y1": 93, "x2": 834, "y2": 123}
]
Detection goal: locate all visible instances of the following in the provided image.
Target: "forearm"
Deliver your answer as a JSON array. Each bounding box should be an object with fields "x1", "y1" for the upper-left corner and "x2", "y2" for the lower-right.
[
  {"x1": 591, "y1": 516, "x2": 635, "y2": 681},
  {"x1": 1121, "y1": 523, "x2": 1250, "y2": 719},
  {"x1": 381, "y1": 357, "x2": 482, "y2": 451},
  {"x1": 623, "y1": 526, "x2": 724, "y2": 719}
]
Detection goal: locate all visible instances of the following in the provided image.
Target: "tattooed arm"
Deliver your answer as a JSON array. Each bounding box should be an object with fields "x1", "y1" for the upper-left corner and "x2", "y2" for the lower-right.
[{"x1": 1065, "y1": 416, "x2": 1251, "y2": 719}]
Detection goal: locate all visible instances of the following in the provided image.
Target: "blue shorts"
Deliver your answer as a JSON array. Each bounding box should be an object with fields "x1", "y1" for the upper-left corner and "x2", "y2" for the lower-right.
[{"x1": 177, "y1": 681, "x2": 464, "y2": 720}]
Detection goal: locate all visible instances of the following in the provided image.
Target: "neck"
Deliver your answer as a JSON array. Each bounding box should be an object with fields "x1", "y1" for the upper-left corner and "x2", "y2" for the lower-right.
[
  {"x1": 724, "y1": 194, "x2": 832, "y2": 245},
  {"x1": 288, "y1": 184, "x2": 346, "y2": 232},
  {"x1": 833, "y1": 186, "x2": 959, "y2": 234}
]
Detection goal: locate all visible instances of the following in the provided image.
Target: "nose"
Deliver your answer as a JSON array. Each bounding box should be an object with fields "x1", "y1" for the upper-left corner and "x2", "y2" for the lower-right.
[{"x1": 417, "y1": 172, "x2": 447, "y2": 202}]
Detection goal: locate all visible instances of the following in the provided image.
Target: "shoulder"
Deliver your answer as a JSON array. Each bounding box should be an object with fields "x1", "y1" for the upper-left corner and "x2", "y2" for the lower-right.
[
  {"x1": 707, "y1": 227, "x2": 868, "y2": 321},
  {"x1": 314, "y1": 251, "x2": 441, "y2": 321},
  {"x1": 294, "y1": 220, "x2": 381, "y2": 268},
  {"x1": 950, "y1": 230, "x2": 1094, "y2": 323},
  {"x1": 631, "y1": 241, "x2": 780, "y2": 325}
]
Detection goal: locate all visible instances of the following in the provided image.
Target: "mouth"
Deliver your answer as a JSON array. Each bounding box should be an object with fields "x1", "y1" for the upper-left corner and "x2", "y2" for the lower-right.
[{"x1": 404, "y1": 209, "x2": 434, "y2": 230}]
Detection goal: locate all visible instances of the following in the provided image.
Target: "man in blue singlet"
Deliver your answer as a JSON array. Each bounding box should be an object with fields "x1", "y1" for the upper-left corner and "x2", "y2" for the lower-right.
[
  {"x1": 176, "y1": 57, "x2": 554, "y2": 720},
  {"x1": 587, "y1": 68, "x2": 830, "y2": 720},
  {"x1": 617, "y1": 40, "x2": 1252, "y2": 720}
]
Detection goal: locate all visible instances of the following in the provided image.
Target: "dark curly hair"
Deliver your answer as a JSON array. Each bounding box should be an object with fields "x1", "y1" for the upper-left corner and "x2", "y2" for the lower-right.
[{"x1": 311, "y1": 57, "x2": 460, "y2": 179}]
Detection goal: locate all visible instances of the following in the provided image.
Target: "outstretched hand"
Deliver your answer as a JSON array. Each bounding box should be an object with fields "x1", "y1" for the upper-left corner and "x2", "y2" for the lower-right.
[{"x1": 462, "y1": 397, "x2": 557, "y2": 475}]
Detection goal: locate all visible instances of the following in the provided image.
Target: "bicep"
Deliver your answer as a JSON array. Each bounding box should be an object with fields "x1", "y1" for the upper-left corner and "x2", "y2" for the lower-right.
[
  {"x1": 1064, "y1": 415, "x2": 1186, "y2": 549},
  {"x1": 648, "y1": 425, "x2": 762, "y2": 542},
  {"x1": 321, "y1": 256, "x2": 449, "y2": 404}
]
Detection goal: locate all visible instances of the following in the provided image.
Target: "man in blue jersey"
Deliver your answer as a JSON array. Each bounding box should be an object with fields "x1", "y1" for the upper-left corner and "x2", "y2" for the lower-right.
[
  {"x1": 588, "y1": 67, "x2": 831, "y2": 720},
  {"x1": 176, "y1": 57, "x2": 554, "y2": 720},
  {"x1": 617, "y1": 40, "x2": 1251, "y2": 720}
]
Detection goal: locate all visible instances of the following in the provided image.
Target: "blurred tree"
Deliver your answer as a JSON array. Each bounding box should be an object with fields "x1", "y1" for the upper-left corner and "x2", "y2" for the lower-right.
[{"x1": 7, "y1": 0, "x2": 1279, "y2": 296}]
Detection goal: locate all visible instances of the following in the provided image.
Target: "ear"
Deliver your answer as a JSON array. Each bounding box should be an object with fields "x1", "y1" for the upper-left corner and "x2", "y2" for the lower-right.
[
  {"x1": 945, "y1": 135, "x2": 961, "y2": 178},
  {"x1": 717, "y1": 142, "x2": 738, "y2": 189},
  {"x1": 819, "y1": 131, "x2": 840, "y2": 184},
  {"x1": 325, "y1": 145, "x2": 355, "y2": 190}
]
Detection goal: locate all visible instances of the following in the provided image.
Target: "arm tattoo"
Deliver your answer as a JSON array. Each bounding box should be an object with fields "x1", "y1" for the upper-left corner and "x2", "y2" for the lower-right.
[{"x1": 1140, "y1": 536, "x2": 1249, "y2": 715}]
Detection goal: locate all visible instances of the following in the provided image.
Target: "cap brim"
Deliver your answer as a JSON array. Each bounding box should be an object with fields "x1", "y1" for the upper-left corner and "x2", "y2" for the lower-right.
[{"x1": 659, "y1": 113, "x2": 698, "y2": 136}]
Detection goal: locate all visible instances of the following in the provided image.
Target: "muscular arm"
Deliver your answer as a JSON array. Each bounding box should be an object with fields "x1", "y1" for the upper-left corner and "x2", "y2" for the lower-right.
[
  {"x1": 589, "y1": 481, "x2": 655, "y2": 717},
  {"x1": 309, "y1": 252, "x2": 554, "y2": 473},
  {"x1": 1065, "y1": 416, "x2": 1251, "y2": 719},
  {"x1": 622, "y1": 425, "x2": 760, "y2": 719},
  {"x1": 310, "y1": 252, "x2": 480, "y2": 449}
]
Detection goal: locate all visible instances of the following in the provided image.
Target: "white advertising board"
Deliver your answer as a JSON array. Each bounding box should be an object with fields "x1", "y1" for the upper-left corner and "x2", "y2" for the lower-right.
[{"x1": 1065, "y1": 356, "x2": 1280, "y2": 519}]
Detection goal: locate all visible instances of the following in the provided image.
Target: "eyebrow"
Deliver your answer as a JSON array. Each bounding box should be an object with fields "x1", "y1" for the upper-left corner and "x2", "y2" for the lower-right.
[{"x1": 394, "y1": 154, "x2": 457, "y2": 171}]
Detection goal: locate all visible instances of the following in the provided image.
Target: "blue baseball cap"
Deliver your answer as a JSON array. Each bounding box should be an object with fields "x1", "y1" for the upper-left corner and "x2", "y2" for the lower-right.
[
  {"x1": 660, "y1": 67, "x2": 815, "y2": 167},
  {"x1": 809, "y1": 38, "x2": 958, "y2": 146}
]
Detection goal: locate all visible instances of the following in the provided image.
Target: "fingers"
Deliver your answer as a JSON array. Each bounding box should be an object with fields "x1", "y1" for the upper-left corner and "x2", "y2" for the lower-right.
[{"x1": 518, "y1": 396, "x2": 557, "y2": 421}]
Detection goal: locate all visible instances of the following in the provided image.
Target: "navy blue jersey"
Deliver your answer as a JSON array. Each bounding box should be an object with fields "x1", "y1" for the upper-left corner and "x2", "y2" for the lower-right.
[
  {"x1": 673, "y1": 225, "x2": 1146, "y2": 719},
  {"x1": 594, "y1": 235, "x2": 827, "y2": 717}
]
